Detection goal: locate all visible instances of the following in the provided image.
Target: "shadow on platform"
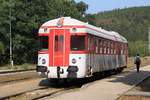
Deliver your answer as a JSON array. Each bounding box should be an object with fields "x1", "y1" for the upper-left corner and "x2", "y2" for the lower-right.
[{"x1": 109, "y1": 70, "x2": 150, "y2": 92}]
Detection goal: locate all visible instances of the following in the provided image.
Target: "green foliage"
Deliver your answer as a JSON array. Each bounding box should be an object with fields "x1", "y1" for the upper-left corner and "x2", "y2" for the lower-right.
[
  {"x1": 0, "y1": 41, "x2": 5, "y2": 65},
  {"x1": 0, "y1": 41, "x2": 4, "y2": 54},
  {"x1": 85, "y1": 14, "x2": 96, "y2": 25},
  {"x1": 0, "y1": 0, "x2": 88, "y2": 65},
  {"x1": 128, "y1": 41, "x2": 148, "y2": 57},
  {"x1": 94, "y1": 6, "x2": 150, "y2": 41},
  {"x1": 92, "y1": 6, "x2": 150, "y2": 56},
  {"x1": 76, "y1": 1, "x2": 88, "y2": 15}
]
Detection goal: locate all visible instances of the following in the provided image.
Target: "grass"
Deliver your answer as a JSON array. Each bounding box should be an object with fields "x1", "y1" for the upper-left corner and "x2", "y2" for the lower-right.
[{"x1": 0, "y1": 63, "x2": 36, "y2": 71}]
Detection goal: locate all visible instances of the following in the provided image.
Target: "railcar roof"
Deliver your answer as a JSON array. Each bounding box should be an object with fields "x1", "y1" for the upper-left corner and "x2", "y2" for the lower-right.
[{"x1": 39, "y1": 17, "x2": 127, "y2": 43}]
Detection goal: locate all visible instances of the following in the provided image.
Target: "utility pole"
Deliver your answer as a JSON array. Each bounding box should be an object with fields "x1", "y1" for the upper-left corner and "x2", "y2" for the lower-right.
[
  {"x1": 9, "y1": 7, "x2": 13, "y2": 67},
  {"x1": 148, "y1": 27, "x2": 150, "y2": 55}
]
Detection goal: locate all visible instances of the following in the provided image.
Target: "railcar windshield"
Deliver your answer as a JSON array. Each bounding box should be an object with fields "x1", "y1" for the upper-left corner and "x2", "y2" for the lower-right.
[
  {"x1": 39, "y1": 36, "x2": 48, "y2": 50},
  {"x1": 55, "y1": 35, "x2": 64, "y2": 52},
  {"x1": 71, "y1": 35, "x2": 85, "y2": 51}
]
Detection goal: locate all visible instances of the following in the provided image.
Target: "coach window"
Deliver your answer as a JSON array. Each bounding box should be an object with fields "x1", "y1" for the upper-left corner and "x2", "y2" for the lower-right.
[
  {"x1": 95, "y1": 39, "x2": 98, "y2": 53},
  {"x1": 39, "y1": 36, "x2": 48, "y2": 50},
  {"x1": 112, "y1": 42, "x2": 115, "y2": 54},
  {"x1": 71, "y1": 35, "x2": 85, "y2": 51},
  {"x1": 125, "y1": 44, "x2": 127, "y2": 55},
  {"x1": 122, "y1": 44, "x2": 124, "y2": 55},
  {"x1": 88, "y1": 37, "x2": 90, "y2": 50},
  {"x1": 104, "y1": 41, "x2": 107, "y2": 54},
  {"x1": 88, "y1": 36, "x2": 93, "y2": 51},
  {"x1": 124, "y1": 44, "x2": 126, "y2": 55},
  {"x1": 106, "y1": 41, "x2": 109, "y2": 54},
  {"x1": 121, "y1": 44, "x2": 123, "y2": 54},
  {"x1": 114, "y1": 42, "x2": 117, "y2": 54},
  {"x1": 99, "y1": 39, "x2": 102, "y2": 53},
  {"x1": 101, "y1": 40, "x2": 103, "y2": 54},
  {"x1": 111, "y1": 42, "x2": 113, "y2": 54},
  {"x1": 108, "y1": 41, "x2": 110, "y2": 54}
]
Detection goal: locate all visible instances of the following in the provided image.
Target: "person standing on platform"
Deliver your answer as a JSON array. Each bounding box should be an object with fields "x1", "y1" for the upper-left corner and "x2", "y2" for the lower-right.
[{"x1": 134, "y1": 53, "x2": 141, "y2": 72}]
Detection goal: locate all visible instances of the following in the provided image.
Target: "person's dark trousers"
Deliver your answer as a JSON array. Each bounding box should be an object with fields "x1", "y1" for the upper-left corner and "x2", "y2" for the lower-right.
[{"x1": 136, "y1": 64, "x2": 140, "y2": 72}]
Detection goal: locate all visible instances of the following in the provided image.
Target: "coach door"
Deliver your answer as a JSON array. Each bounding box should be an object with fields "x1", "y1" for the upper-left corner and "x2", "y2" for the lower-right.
[{"x1": 49, "y1": 29, "x2": 70, "y2": 66}]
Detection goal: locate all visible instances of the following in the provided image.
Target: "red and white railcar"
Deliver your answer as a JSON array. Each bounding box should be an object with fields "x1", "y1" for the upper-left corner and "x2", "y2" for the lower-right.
[{"x1": 37, "y1": 17, "x2": 128, "y2": 79}]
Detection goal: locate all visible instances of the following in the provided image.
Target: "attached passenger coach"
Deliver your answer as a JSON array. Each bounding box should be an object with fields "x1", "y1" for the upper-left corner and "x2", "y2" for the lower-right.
[{"x1": 36, "y1": 17, "x2": 128, "y2": 79}]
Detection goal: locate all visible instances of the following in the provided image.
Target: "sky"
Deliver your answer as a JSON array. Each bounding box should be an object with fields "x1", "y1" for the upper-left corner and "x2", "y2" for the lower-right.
[{"x1": 75, "y1": 0, "x2": 150, "y2": 14}]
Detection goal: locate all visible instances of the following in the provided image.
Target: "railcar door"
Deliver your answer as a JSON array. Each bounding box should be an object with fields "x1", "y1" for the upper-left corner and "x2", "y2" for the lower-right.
[{"x1": 49, "y1": 29, "x2": 70, "y2": 66}]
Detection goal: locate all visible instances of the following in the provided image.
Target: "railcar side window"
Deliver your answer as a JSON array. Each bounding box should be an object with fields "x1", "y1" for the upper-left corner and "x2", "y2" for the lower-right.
[
  {"x1": 99, "y1": 40, "x2": 103, "y2": 54},
  {"x1": 71, "y1": 35, "x2": 85, "y2": 51},
  {"x1": 39, "y1": 36, "x2": 48, "y2": 50}
]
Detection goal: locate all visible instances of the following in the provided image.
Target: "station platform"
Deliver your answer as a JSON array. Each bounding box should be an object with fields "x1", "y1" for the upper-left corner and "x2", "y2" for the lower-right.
[{"x1": 48, "y1": 65, "x2": 150, "y2": 100}]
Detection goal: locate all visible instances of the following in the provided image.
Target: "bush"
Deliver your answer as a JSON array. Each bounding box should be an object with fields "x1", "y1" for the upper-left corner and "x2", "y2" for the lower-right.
[{"x1": 128, "y1": 41, "x2": 148, "y2": 57}]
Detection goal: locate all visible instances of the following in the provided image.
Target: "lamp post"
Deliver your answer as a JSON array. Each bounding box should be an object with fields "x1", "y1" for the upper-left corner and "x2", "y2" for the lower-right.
[{"x1": 9, "y1": 7, "x2": 13, "y2": 67}]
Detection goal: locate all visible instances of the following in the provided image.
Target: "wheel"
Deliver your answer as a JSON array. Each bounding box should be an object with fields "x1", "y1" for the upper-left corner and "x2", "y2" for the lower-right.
[{"x1": 118, "y1": 67, "x2": 124, "y2": 73}]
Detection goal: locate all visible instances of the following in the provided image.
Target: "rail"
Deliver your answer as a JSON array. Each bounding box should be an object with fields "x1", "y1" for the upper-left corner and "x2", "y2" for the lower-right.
[{"x1": 0, "y1": 69, "x2": 35, "y2": 74}]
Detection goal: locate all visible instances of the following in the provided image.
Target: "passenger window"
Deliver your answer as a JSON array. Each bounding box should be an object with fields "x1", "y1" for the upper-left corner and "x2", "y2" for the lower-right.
[
  {"x1": 39, "y1": 36, "x2": 48, "y2": 50},
  {"x1": 88, "y1": 37, "x2": 90, "y2": 50},
  {"x1": 71, "y1": 35, "x2": 85, "y2": 51},
  {"x1": 100, "y1": 40, "x2": 103, "y2": 54},
  {"x1": 95, "y1": 39, "x2": 98, "y2": 53}
]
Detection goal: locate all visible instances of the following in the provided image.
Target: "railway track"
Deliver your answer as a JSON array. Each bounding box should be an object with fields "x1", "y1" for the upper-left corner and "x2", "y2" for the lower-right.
[
  {"x1": 5, "y1": 85, "x2": 79, "y2": 100},
  {"x1": 2, "y1": 79, "x2": 83, "y2": 100},
  {"x1": 0, "y1": 69, "x2": 125, "y2": 100},
  {"x1": 0, "y1": 69, "x2": 35, "y2": 74},
  {"x1": 0, "y1": 69, "x2": 83, "y2": 100},
  {"x1": 0, "y1": 69, "x2": 39, "y2": 85},
  {"x1": 0, "y1": 66, "x2": 146, "y2": 100}
]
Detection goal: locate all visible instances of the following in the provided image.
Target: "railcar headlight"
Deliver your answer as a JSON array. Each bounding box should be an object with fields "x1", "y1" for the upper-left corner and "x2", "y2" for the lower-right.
[
  {"x1": 42, "y1": 59, "x2": 46, "y2": 64},
  {"x1": 72, "y1": 58, "x2": 77, "y2": 64},
  {"x1": 72, "y1": 27, "x2": 77, "y2": 32}
]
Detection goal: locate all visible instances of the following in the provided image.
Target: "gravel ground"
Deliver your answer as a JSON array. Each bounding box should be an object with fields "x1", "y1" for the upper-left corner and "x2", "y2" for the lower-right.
[
  {"x1": 0, "y1": 70, "x2": 39, "y2": 84},
  {"x1": 0, "y1": 78, "x2": 45, "y2": 99}
]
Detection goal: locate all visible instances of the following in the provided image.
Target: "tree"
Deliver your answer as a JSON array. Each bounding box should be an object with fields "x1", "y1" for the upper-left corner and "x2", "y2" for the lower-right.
[
  {"x1": 0, "y1": 42, "x2": 4, "y2": 54},
  {"x1": 76, "y1": 1, "x2": 88, "y2": 15},
  {"x1": 0, "y1": 0, "x2": 88, "y2": 65}
]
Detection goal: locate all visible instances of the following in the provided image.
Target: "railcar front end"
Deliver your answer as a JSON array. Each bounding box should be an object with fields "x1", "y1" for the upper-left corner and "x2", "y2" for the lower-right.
[{"x1": 37, "y1": 28, "x2": 88, "y2": 79}]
